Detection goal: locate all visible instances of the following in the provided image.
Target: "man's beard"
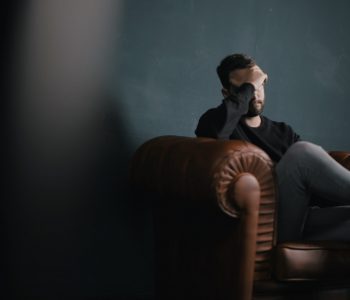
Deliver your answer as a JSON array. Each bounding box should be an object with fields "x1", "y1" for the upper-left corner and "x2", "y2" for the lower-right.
[{"x1": 245, "y1": 99, "x2": 264, "y2": 117}]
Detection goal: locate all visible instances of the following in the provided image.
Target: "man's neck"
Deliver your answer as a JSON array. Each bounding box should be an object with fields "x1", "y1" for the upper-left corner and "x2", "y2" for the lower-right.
[{"x1": 244, "y1": 115, "x2": 261, "y2": 128}]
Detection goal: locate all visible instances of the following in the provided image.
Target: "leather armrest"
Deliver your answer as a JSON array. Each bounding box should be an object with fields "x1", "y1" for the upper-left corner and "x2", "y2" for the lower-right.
[
  {"x1": 329, "y1": 151, "x2": 350, "y2": 170},
  {"x1": 130, "y1": 136, "x2": 275, "y2": 217},
  {"x1": 130, "y1": 136, "x2": 278, "y2": 300}
]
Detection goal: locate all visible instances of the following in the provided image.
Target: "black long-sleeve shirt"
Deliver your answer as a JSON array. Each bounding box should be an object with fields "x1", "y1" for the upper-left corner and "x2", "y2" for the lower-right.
[{"x1": 195, "y1": 83, "x2": 300, "y2": 162}]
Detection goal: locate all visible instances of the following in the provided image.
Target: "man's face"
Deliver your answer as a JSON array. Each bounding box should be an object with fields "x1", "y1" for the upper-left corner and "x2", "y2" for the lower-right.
[
  {"x1": 227, "y1": 67, "x2": 266, "y2": 117},
  {"x1": 245, "y1": 84, "x2": 265, "y2": 117}
]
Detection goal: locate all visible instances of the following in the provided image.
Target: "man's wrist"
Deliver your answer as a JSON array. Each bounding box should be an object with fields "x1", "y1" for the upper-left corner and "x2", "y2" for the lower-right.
[{"x1": 226, "y1": 82, "x2": 255, "y2": 103}]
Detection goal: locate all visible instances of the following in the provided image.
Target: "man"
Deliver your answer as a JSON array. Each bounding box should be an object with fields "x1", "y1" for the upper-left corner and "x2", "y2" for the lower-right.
[{"x1": 195, "y1": 53, "x2": 350, "y2": 242}]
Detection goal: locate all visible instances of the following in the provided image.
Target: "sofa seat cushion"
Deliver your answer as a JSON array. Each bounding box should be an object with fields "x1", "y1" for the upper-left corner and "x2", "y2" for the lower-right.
[{"x1": 274, "y1": 242, "x2": 350, "y2": 281}]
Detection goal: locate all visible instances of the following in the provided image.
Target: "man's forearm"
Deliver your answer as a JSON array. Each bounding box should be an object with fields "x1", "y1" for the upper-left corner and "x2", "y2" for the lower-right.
[{"x1": 217, "y1": 83, "x2": 254, "y2": 139}]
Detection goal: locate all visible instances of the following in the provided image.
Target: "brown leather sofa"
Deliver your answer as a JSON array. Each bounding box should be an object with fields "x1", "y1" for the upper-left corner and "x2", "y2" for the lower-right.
[{"x1": 129, "y1": 136, "x2": 350, "y2": 300}]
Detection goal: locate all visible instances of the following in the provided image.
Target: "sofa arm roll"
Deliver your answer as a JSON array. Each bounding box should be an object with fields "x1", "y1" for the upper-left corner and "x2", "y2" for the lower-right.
[
  {"x1": 130, "y1": 136, "x2": 276, "y2": 217},
  {"x1": 130, "y1": 136, "x2": 278, "y2": 300}
]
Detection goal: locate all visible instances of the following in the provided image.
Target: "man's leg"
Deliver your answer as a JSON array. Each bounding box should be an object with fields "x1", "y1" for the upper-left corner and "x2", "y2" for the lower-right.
[
  {"x1": 275, "y1": 141, "x2": 350, "y2": 242},
  {"x1": 303, "y1": 206, "x2": 350, "y2": 241}
]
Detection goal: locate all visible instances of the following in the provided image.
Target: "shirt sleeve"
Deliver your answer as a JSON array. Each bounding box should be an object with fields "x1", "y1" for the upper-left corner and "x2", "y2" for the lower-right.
[{"x1": 195, "y1": 83, "x2": 255, "y2": 139}]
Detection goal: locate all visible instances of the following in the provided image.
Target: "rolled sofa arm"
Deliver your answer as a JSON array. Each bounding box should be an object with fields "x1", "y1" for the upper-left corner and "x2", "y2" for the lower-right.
[
  {"x1": 130, "y1": 136, "x2": 277, "y2": 300},
  {"x1": 130, "y1": 136, "x2": 275, "y2": 214}
]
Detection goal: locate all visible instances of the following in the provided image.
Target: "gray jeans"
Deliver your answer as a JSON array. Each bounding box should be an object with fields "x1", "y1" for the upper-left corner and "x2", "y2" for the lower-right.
[{"x1": 275, "y1": 141, "x2": 350, "y2": 242}]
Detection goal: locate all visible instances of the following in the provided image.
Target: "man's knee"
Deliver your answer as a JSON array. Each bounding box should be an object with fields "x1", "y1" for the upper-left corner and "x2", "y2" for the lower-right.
[
  {"x1": 289, "y1": 141, "x2": 322, "y2": 152},
  {"x1": 285, "y1": 141, "x2": 324, "y2": 160},
  {"x1": 276, "y1": 141, "x2": 324, "y2": 175}
]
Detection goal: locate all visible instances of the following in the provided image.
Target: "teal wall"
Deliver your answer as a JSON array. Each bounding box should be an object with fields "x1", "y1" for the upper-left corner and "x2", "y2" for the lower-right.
[{"x1": 115, "y1": 0, "x2": 350, "y2": 151}]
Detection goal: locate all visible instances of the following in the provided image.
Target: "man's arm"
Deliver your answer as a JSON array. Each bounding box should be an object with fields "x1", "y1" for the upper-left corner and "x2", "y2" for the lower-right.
[{"x1": 195, "y1": 83, "x2": 255, "y2": 139}]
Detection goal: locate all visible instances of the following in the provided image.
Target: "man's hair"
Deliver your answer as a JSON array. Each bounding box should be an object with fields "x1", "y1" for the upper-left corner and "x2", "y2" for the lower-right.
[{"x1": 216, "y1": 53, "x2": 256, "y2": 88}]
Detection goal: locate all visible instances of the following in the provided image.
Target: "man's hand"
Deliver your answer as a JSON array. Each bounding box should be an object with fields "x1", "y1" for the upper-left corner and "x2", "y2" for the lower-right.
[{"x1": 229, "y1": 65, "x2": 268, "y2": 90}]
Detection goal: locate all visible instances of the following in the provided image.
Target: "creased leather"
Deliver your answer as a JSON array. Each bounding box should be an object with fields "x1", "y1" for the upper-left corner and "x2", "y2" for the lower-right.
[
  {"x1": 130, "y1": 136, "x2": 277, "y2": 300},
  {"x1": 275, "y1": 242, "x2": 350, "y2": 281}
]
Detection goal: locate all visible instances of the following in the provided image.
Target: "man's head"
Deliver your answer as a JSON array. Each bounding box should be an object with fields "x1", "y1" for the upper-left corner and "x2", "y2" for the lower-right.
[
  {"x1": 217, "y1": 53, "x2": 266, "y2": 117},
  {"x1": 217, "y1": 53, "x2": 256, "y2": 89}
]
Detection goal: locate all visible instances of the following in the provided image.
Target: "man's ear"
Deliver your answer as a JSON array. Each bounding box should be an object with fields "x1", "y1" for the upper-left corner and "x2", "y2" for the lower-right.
[{"x1": 222, "y1": 88, "x2": 229, "y2": 98}]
